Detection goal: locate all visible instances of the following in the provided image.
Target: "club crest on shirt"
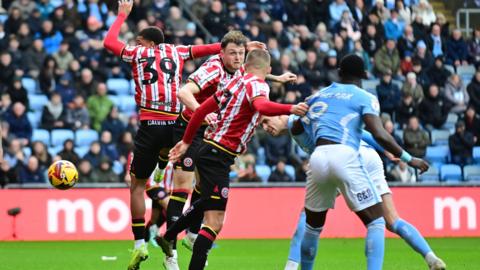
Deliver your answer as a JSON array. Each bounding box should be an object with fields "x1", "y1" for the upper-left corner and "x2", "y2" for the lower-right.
[
  {"x1": 184, "y1": 157, "x2": 193, "y2": 167},
  {"x1": 221, "y1": 187, "x2": 229, "y2": 199}
]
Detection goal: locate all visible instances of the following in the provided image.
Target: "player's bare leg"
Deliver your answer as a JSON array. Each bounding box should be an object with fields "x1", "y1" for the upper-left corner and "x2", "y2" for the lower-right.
[
  {"x1": 128, "y1": 174, "x2": 149, "y2": 270},
  {"x1": 382, "y1": 194, "x2": 446, "y2": 270}
]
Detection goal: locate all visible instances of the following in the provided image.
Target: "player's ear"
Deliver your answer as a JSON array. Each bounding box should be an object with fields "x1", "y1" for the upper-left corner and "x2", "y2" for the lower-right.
[{"x1": 266, "y1": 66, "x2": 272, "y2": 75}]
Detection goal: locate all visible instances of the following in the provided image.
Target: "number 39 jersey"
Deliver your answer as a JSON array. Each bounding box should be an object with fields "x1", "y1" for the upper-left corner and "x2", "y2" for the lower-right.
[
  {"x1": 303, "y1": 82, "x2": 380, "y2": 150},
  {"x1": 122, "y1": 44, "x2": 193, "y2": 121}
]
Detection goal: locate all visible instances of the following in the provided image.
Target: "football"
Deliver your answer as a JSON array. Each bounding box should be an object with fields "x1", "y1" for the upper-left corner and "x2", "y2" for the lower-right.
[{"x1": 48, "y1": 160, "x2": 79, "y2": 190}]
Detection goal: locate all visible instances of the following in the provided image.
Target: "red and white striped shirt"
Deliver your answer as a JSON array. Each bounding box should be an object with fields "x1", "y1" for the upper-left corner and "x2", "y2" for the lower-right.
[
  {"x1": 182, "y1": 55, "x2": 244, "y2": 121},
  {"x1": 122, "y1": 44, "x2": 193, "y2": 121},
  {"x1": 204, "y1": 73, "x2": 270, "y2": 154}
]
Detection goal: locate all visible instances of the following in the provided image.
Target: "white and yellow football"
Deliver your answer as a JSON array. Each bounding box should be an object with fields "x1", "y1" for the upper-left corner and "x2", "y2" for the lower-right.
[{"x1": 48, "y1": 160, "x2": 79, "y2": 190}]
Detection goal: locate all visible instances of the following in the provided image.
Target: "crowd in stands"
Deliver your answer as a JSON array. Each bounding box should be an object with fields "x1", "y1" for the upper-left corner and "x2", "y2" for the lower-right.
[{"x1": 1, "y1": 0, "x2": 480, "y2": 186}]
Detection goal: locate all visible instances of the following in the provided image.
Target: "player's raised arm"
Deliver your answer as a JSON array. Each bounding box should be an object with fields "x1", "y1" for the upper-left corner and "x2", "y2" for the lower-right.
[
  {"x1": 103, "y1": 0, "x2": 132, "y2": 56},
  {"x1": 266, "y1": 72, "x2": 297, "y2": 84}
]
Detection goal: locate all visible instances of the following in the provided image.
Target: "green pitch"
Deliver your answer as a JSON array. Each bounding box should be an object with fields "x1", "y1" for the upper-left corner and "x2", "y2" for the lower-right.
[{"x1": 1, "y1": 238, "x2": 479, "y2": 269}]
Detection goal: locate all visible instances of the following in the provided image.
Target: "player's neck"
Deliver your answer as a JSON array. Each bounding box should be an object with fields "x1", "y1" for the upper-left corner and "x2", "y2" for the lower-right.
[
  {"x1": 245, "y1": 69, "x2": 266, "y2": 80},
  {"x1": 340, "y1": 78, "x2": 361, "y2": 87}
]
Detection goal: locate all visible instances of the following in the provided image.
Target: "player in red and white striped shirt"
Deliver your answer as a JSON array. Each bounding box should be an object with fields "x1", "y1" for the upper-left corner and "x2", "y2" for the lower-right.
[
  {"x1": 103, "y1": 1, "x2": 222, "y2": 269},
  {"x1": 158, "y1": 50, "x2": 309, "y2": 270}
]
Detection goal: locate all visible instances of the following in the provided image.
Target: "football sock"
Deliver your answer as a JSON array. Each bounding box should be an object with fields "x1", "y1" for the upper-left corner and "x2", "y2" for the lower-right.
[
  {"x1": 288, "y1": 211, "x2": 306, "y2": 263},
  {"x1": 300, "y1": 223, "x2": 322, "y2": 270},
  {"x1": 365, "y1": 217, "x2": 385, "y2": 270},
  {"x1": 134, "y1": 239, "x2": 145, "y2": 249},
  {"x1": 165, "y1": 199, "x2": 204, "y2": 241},
  {"x1": 132, "y1": 218, "x2": 145, "y2": 241},
  {"x1": 188, "y1": 186, "x2": 203, "y2": 234},
  {"x1": 189, "y1": 226, "x2": 217, "y2": 270},
  {"x1": 284, "y1": 260, "x2": 299, "y2": 270},
  {"x1": 391, "y1": 218, "x2": 432, "y2": 257},
  {"x1": 166, "y1": 189, "x2": 189, "y2": 248},
  {"x1": 144, "y1": 220, "x2": 153, "y2": 240}
]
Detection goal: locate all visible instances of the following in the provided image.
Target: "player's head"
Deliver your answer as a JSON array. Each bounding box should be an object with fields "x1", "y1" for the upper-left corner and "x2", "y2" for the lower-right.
[
  {"x1": 338, "y1": 54, "x2": 367, "y2": 82},
  {"x1": 244, "y1": 49, "x2": 271, "y2": 77},
  {"x1": 136, "y1": 26, "x2": 164, "y2": 48},
  {"x1": 220, "y1": 30, "x2": 247, "y2": 72}
]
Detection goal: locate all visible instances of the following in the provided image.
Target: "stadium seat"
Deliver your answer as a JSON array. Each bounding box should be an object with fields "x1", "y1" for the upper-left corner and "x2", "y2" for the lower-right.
[
  {"x1": 361, "y1": 79, "x2": 379, "y2": 96},
  {"x1": 107, "y1": 78, "x2": 130, "y2": 95},
  {"x1": 285, "y1": 165, "x2": 295, "y2": 181},
  {"x1": 444, "y1": 65, "x2": 455, "y2": 74},
  {"x1": 28, "y1": 94, "x2": 48, "y2": 111},
  {"x1": 51, "y1": 129, "x2": 75, "y2": 146},
  {"x1": 440, "y1": 164, "x2": 462, "y2": 182},
  {"x1": 456, "y1": 65, "x2": 476, "y2": 77},
  {"x1": 256, "y1": 147, "x2": 266, "y2": 165},
  {"x1": 27, "y1": 111, "x2": 42, "y2": 129},
  {"x1": 112, "y1": 160, "x2": 124, "y2": 175},
  {"x1": 119, "y1": 95, "x2": 137, "y2": 113},
  {"x1": 430, "y1": 129, "x2": 451, "y2": 146},
  {"x1": 392, "y1": 80, "x2": 403, "y2": 89},
  {"x1": 394, "y1": 129, "x2": 403, "y2": 140},
  {"x1": 21, "y1": 77, "x2": 37, "y2": 94},
  {"x1": 75, "y1": 146, "x2": 90, "y2": 158},
  {"x1": 443, "y1": 113, "x2": 458, "y2": 130},
  {"x1": 229, "y1": 171, "x2": 238, "y2": 180},
  {"x1": 255, "y1": 165, "x2": 271, "y2": 183},
  {"x1": 31, "y1": 129, "x2": 50, "y2": 146},
  {"x1": 107, "y1": 95, "x2": 120, "y2": 106},
  {"x1": 48, "y1": 146, "x2": 63, "y2": 157},
  {"x1": 425, "y1": 145, "x2": 449, "y2": 164},
  {"x1": 0, "y1": 14, "x2": 7, "y2": 24},
  {"x1": 474, "y1": 147, "x2": 480, "y2": 164},
  {"x1": 75, "y1": 129, "x2": 99, "y2": 147},
  {"x1": 23, "y1": 147, "x2": 32, "y2": 158},
  {"x1": 463, "y1": 165, "x2": 480, "y2": 181},
  {"x1": 418, "y1": 166, "x2": 439, "y2": 182}
]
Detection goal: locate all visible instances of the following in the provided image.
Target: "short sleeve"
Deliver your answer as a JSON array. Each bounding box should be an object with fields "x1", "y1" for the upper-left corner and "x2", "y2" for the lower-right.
[
  {"x1": 188, "y1": 63, "x2": 221, "y2": 91},
  {"x1": 175, "y1": 45, "x2": 192, "y2": 61},
  {"x1": 121, "y1": 45, "x2": 139, "y2": 63},
  {"x1": 246, "y1": 80, "x2": 270, "y2": 104},
  {"x1": 360, "y1": 92, "x2": 380, "y2": 116}
]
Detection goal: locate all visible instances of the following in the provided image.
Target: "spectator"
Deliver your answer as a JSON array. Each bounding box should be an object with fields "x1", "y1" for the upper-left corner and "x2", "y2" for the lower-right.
[
  {"x1": 87, "y1": 82, "x2": 113, "y2": 131},
  {"x1": 426, "y1": 23, "x2": 445, "y2": 58},
  {"x1": 413, "y1": 40, "x2": 434, "y2": 70},
  {"x1": 462, "y1": 106, "x2": 480, "y2": 144},
  {"x1": 0, "y1": 93, "x2": 11, "y2": 119},
  {"x1": 436, "y1": 13, "x2": 450, "y2": 40},
  {"x1": 411, "y1": 58, "x2": 430, "y2": 89},
  {"x1": 411, "y1": 13, "x2": 427, "y2": 43},
  {"x1": 396, "y1": 0, "x2": 412, "y2": 24},
  {"x1": 467, "y1": 70, "x2": 480, "y2": 112},
  {"x1": 449, "y1": 121, "x2": 476, "y2": 166},
  {"x1": 268, "y1": 159, "x2": 293, "y2": 182},
  {"x1": 384, "y1": 119, "x2": 403, "y2": 146},
  {"x1": 55, "y1": 72, "x2": 76, "y2": 105},
  {"x1": 7, "y1": 77, "x2": 28, "y2": 108},
  {"x1": 295, "y1": 158, "x2": 309, "y2": 182},
  {"x1": 445, "y1": 74, "x2": 469, "y2": 114},
  {"x1": 427, "y1": 56, "x2": 452, "y2": 88},
  {"x1": 10, "y1": 0, "x2": 37, "y2": 19},
  {"x1": 329, "y1": 0, "x2": 350, "y2": 28},
  {"x1": 101, "y1": 106, "x2": 125, "y2": 143},
  {"x1": 190, "y1": 0, "x2": 209, "y2": 20},
  {"x1": 321, "y1": 50, "x2": 340, "y2": 86},
  {"x1": 446, "y1": 29, "x2": 469, "y2": 67},
  {"x1": 125, "y1": 114, "x2": 139, "y2": 135},
  {"x1": 90, "y1": 156, "x2": 119, "y2": 182},
  {"x1": 384, "y1": 9, "x2": 404, "y2": 41},
  {"x1": 17, "y1": 22, "x2": 33, "y2": 51},
  {"x1": 361, "y1": 24, "x2": 383, "y2": 57},
  {"x1": 65, "y1": 95, "x2": 90, "y2": 130},
  {"x1": 376, "y1": 69, "x2": 401, "y2": 117},
  {"x1": 38, "y1": 56, "x2": 58, "y2": 96},
  {"x1": 77, "y1": 159, "x2": 93, "y2": 181},
  {"x1": 412, "y1": 0, "x2": 436, "y2": 26},
  {"x1": 75, "y1": 68, "x2": 97, "y2": 98},
  {"x1": 8, "y1": 35, "x2": 24, "y2": 67},
  {"x1": 165, "y1": 6, "x2": 189, "y2": 37},
  {"x1": 400, "y1": 51, "x2": 414, "y2": 75},
  {"x1": 403, "y1": 116, "x2": 429, "y2": 158},
  {"x1": 53, "y1": 41, "x2": 74, "y2": 73},
  {"x1": 26, "y1": 8, "x2": 42, "y2": 34},
  {"x1": 4, "y1": 7, "x2": 23, "y2": 34},
  {"x1": 5, "y1": 102, "x2": 31, "y2": 145},
  {"x1": 117, "y1": 131, "x2": 134, "y2": 164},
  {"x1": 301, "y1": 50, "x2": 323, "y2": 89},
  {"x1": 397, "y1": 25, "x2": 416, "y2": 58},
  {"x1": 283, "y1": 37, "x2": 307, "y2": 69},
  {"x1": 247, "y1": 24, "x2": 267, "y2": 45},
  {"x1": 31, "y1": 141, "x2": 51, "y2": 170},
  {"x1": 419, "y1": 84, "x2": 450, "y2": 130},
  {"x1": 306, "y1": 0, "x2": 330, "y2": 30},
  {"x1": 57, "y1": 139, "x2": 80, "y2": 165},
  {"x1": 468, "y1": 26, "x2": 480, "y2": 68},
  {"x1": 0, "y1": 51, "x2": 15, "y2": 90},
  {"x1": 181, "y1": 23, "x2": 197, "y2": 45},
  {"x1": 40, "y1": 92, "x2": 67, "y2": 130},
  {"x1": 23, "y1": 38, "x2": 46, "y2": 78},
  {"x1": 370, "y1": 0, "x2": 390, "y2": 22},
  {"x1": 203, "y1": 0, "x2": 231, "y2": 41},
  {"x1": 374, "y1": 39, "x2": 401, "y2": 77},
  {"x1": 333, "y1": 34, "x2": 349, "y2": 61},
  {"x1": 402, "y1": 72, "x2": 424, "y2": 106},
  {"x1": 263, "y1": 129, "x2": 292, "y2": 167},
  {"x1": 233, "y1": 154, "x2": 261, "y2": 183},
  {"x1": 396, "y1": 93, "x2": 418, "y2": 129},
  {"x1": 388, "y1": 161, "x2": 416, "y2": 182},
  {"x1": 37, "y1": 20, "x2": 63, "y2": 55},
  {"x1": 335, "y1": 10, "x2": 361, "y2": 42},
  {"x1": 84, "y1": 141, "x2": 101, "y2": 167},
  {"x1": 354, "y1": 40, "x2": 372, "y2": 75},
  {"x1": 271, "y1": 20, "x2": 291, "y2": 49},
  {"x1": 285, "y1": 0, "x2": 306, "y2": 26},
  {"x1": 3, "y1": 138, "x2": 24, "y2": 178},
  {"x1": 18, "y1": 156, "x2": 45, "y2": 184},
  {"x1": 99, "y1": 130, "x2": 119, "y2": 162}
]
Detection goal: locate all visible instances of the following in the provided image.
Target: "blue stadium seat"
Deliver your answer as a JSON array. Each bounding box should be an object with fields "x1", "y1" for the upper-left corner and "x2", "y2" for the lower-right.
[
  {"x1": 425, "y1": 146, "x2": 449, "y2": 165},
  {"x1": 229, "y1": 171, "x2": 238, "y2": 180},
  {"x1": 285, "y1": 165, "x2": 295, "y2": 181},
  {"x1": 107, "y1": 95, "x2": 120, "y2": 106},
  {"x1": 442, "y1": 113, "x2": 458, "y2": 130},
  {"x1": 51, "y1": 129, "x2": 75, "y2": 146},
  {"x1": 256, "y1": 147, "x2": 266, "y2": 165},
  {"x1": 75, "y1": 146, "x2": 90, "y2": 158},
  {"x1": 440, "y1": 164, "x2": 462, "y2": 182},
  {"x1": 474, "y1": 147, "x2": 480, "y2": 164},
  {"x1": 394, "y1": 129, "x2": 403, "y2": 140},
  {"x1": 113, "y1": 160, "x2": 124, "y2": 175},
  {"x1": 255, "y1": 165, "x2": 271, "y2": 183},
  {"x1": 31, "y1": 129, "x2": 50, "y2": 146},
  {"x1": 418, "y1": 166, "x2": 439, "y2": 182},
  {"x1": 457, "y1": 65, "x2": 476, "y2": 76},
  {"x1": 430, "y1": 129, "x2": 451, "y2": 145},
  {"x1": 130, "y1": 79, "x2": 136, "y2": 94},
  {"x1": 392, "y1": 80, "x2": 403, "y2": 89},
  {"x1": 119, "y1": 95, "x2": 137, "y2": 113},
  {"x1": 107, "y1": 78, "x2": 130, "y2": 95},
  {"x1": 29, "y1": 94, "x2": 48, "y2": 111},
  {"x1": 361, "y1": 79, "x2": 379, "y2": 96},
  {"x1": 21, "y1": 77, "x2": 37, "y2": 94},
  {"x1": 0, "y1": 14, "x2": 7, "y2": 24},
  {"x1": 27, "y1": 111, "x2": 42, "y2": 129},
  {"x1": 48, "y1": 146, "x2": 63, "y2": 157},
  {"x1": 463, "y1": 165, "x2": 480, "y2": 181},
  {"x1": 23, "y1": 147, "x2": 32, "y2": 158},
  {"x1": 75, "y1": 129, "x2": 99, "y2": 146},
  {"x1": 444, "y1": 65, "x2": 455, "y2": 74}
]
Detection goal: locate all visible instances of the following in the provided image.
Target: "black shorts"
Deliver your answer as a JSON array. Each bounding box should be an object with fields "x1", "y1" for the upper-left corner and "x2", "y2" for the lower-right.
[
  {"x1": 173, "y1": 115, "x2": 207, "y2": 172},
  {"x1": 196, "y1": 141, "x2": 236, "y2": 211},
  {"x1": 131, "y1": 120, "x2": 176, "y2": 179},
  {"x1": 146, "y1": 186, "x2": 168, "y2": 201}
]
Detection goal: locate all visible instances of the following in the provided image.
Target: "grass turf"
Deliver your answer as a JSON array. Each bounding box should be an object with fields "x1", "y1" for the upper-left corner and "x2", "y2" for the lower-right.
[{"x1": 1, "y1": 238, "x2": 479, "y2": 269}]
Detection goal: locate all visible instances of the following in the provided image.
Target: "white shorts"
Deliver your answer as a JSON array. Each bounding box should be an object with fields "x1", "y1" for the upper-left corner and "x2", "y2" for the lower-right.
[
  {"x1": 359, "y1": 146, "x2": 391, "y2": 196},
  {"x1": 305, "y1": 144, "x2": 382, "y2": 212}
]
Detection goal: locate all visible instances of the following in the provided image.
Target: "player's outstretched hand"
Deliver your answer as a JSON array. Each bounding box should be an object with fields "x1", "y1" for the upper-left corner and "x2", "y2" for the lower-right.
[
  {"x1": 277, "y1": 72, "x2": 297, "y2": 84},
  {"x1": 118, "y1": 0, "x2": 133, "y2": 16},
  {"x1": 169, "y1": 141, "x2": 190, "y2": 163},
  {"x1": 408, "y1": 157, "x2": 429, "y2": 174},
  {"x1": 290, "y1": 102, "x2": 309, "y2": 116},
  {"x1": 246, "y1": 41, "x2": 267, "y2": 51},
  {"x1": 205, "y1": 112, "x2": 217, "y2": 126}
]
